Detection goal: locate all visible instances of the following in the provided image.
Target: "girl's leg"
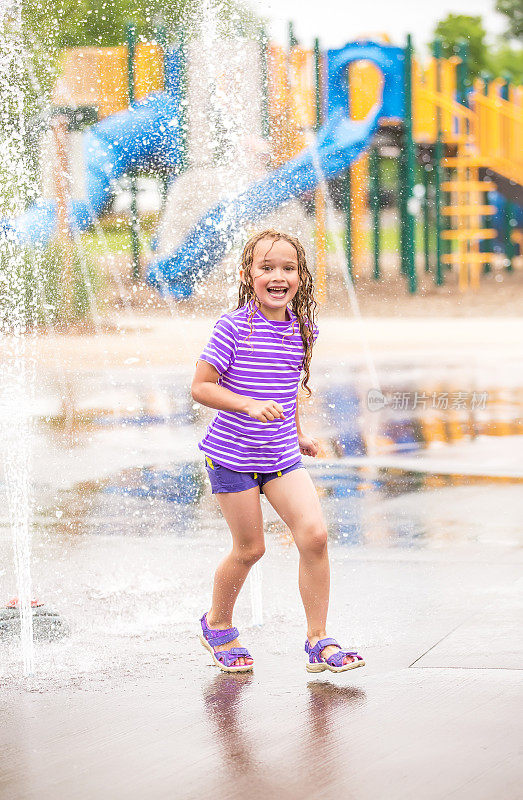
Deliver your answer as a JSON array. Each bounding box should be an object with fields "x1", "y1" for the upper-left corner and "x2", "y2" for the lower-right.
[
  {"x1": 207, "y1": 486, "x2": 265, "y2": 666},
  {"x1": 262, "y1": 469, "x2": 356, "y2": 665}
]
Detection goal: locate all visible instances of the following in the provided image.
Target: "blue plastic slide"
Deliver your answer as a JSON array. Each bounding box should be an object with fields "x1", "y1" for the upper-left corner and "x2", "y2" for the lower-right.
[
  {"x1": 147, "y1": 42, "x2": 404, "y2": 298},
  {"x1": 1, "y1": 48, "x2": 183, "y2": 248},
  {"x1": 2, "y1": 40, "x2": 406, "y2": 301}
]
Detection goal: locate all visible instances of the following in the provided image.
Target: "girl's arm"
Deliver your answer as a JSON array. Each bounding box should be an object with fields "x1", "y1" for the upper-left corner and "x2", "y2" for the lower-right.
[
  {"x1": 192, "y1": 359, "x2": 250, "y2": 413},
  {"x1": 295, "y1": 400, "x2": 302, "y2": 434},
  {"x1": 192, "y1": 360, "x2": 285, "y2": 422},
  {"x1": 296, "y1": 397, "x2": 319, "y2": 457}
]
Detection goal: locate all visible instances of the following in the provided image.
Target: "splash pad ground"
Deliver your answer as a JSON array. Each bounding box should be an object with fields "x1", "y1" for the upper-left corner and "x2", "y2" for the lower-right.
[
  {"x1": 1, "y1": 551, "x2": 522, "y2": 800},
  {"x1": 1, "y1": 314, "x2": 522, "y2": 800}
]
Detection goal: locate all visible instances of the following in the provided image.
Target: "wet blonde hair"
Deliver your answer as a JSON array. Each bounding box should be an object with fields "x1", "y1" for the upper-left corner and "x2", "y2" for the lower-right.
[{"x1": 236, "y1": 229, "x2": 318, "y2": 398}]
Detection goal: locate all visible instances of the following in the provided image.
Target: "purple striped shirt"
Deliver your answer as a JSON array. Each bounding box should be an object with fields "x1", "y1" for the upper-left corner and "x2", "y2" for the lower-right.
[{"x1": 197, "y1": 300, "x2": 319, "y2": 472}]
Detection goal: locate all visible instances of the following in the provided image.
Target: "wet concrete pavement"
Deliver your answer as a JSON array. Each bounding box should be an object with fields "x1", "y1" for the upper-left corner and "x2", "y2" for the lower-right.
[
  {"x1": 1, "y1": 348, "x2": 522, "y2": 799},
  {"x1": 2, "y1": 666, "x2": 522, "y2": 800},
  {"x1": 8, "y1": 314, "x2": 523, "y2": 372},
  {"x1": 1, "y1": 518, "x2": 522, "y2": 800}
]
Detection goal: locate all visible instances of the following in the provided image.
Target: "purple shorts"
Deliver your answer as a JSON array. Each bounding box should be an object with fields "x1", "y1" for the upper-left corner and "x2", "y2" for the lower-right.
[{"x1": 204, "y1": 455, "x2": 304, "y2": 494}]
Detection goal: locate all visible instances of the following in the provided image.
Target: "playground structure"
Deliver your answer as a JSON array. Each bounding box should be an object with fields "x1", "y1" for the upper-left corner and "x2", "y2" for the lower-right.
[{"x1": 3, "y1": 25, "x2": 523, "y2": 304}]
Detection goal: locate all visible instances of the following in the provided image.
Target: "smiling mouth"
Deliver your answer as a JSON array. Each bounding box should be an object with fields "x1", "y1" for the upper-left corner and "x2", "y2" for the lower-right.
[{"x1": 267, "y1": 287, "x2": 288, "y2": 297}]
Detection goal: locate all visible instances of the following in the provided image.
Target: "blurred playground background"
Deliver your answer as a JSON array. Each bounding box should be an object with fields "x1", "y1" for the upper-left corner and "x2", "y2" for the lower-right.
[
  {"x1": 2, "y1": 11, "x2": 523, "y2": 783},
  {"x1": 1, "y1": 0, "x2": 522, "y2": 326}
]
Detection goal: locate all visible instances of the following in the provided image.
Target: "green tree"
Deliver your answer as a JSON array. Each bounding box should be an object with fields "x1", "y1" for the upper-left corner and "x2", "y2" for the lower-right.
[
  {"x1": 20, "y1": 0, "x2": 262, "y2": 114},
  {"x1": 22, "y1": 0, "x2": 261, "y2": 51},
  {"x1": 496, "y1": 0, "x2": 523, "y2": 40},
  {"x1": 434, "y1": 14, "x2": 488, "y2": 79},
  {"x1": 488, "y1": 44, "x2": 523, "y2": 84},
  {"x1": 23, "y1": 0, "x2": 185, "y2": 51}
]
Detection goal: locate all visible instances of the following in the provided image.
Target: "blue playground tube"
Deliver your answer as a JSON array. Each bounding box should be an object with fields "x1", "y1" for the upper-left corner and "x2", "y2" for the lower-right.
[
  {"x1": 326, "y1": 41, "x2": 404, "y2": 120},
  {"x1": 147, "y1": 42, "x2": 404, "y2": 298}
]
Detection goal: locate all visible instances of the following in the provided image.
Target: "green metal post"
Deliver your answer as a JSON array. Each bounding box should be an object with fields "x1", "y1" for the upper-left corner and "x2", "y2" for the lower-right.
[
  {"x1": 500, "y1": 78, "x2": 515, "y2": 272},
  {"x1": 126, "y1": 22, "x2": 140, "y2": 283},
  {"x1": 398, "y1": 146, "x2": 407, "y2": 275},
  {"x1": 433, "y1": 38, "x2": 444, "y2": 285},
  {"x1": 155, "y1": 22, "x2": 169, "y2": 210},
  {"x1": 456, "y1": 40, "x2": 469, "y2": 106},
  {"x1": 259, "y1": 27, "x2": 270, "y2": 140},
  {"x1": 126, "y1": 22, "x2": 136, "y2": 104},
  {"x1": 422, "y1": 159, "x2": 431, "y2": 272},
  {"x1": 177, "y1": 25, "x2": 188, "y2": 174},
  {"x1": 369, "y1": 147, "x2": 381, "y2": 280},
  {"x1": 344, "y1": 169, "x2": 353, "y2": 280},
  {"x1": 288, "y1": 21, "x2": 298, "y2": 48},
  {"x1": 313, "y1": 38, "x2": 322, "y2": 131},
  {"x1": 403, "y1": 34, "x2": 417, "y2": 293},
  {"x1": 332, "y1": 39, "x2": 352, "y2": 282},
  {"x1": 502, "y1": 200, "x2": 516, "y2": 272},
  {"x1": 481, "y1": 73, "x2": 494, "y2": 274}
]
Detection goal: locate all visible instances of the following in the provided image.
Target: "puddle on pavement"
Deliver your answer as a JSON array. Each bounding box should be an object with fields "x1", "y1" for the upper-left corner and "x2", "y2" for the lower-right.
[
  {"x1": 2, "y1": 358, "x2": 519, "y2": 550},
  {"x1": 35, "y1": 361, "x2": 523, "y2": 458},
  {"x1": 1, "y1": 360, "x2": 522, "y2": 688}
]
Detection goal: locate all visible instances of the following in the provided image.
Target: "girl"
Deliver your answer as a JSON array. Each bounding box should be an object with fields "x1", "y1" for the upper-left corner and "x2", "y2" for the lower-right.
[{"x1": 191, "y1": 229, "x2": 365, "y2": 674}]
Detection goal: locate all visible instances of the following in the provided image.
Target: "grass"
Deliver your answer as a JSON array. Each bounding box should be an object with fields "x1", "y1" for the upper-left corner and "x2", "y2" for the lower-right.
[
  {"x1": 81, "y1": 225, "x2": 154, "y2": 257},
  {"x1": 0, "y1": 240, "x2": 103, "y2": 327}
]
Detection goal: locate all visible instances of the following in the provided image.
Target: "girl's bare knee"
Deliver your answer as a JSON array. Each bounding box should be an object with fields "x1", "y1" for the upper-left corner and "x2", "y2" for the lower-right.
[
  {"x1": 296, "y1": 522, "x2": 328, "y2": 557},
  {"x1": 233, "y1": 543, "x2": 266, "y2": 567}
]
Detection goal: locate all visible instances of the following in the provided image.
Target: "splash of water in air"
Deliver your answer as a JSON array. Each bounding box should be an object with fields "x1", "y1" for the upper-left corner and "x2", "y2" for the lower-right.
[{"x1": 0, "y1": 0, "x2": 39, "y2": 676}]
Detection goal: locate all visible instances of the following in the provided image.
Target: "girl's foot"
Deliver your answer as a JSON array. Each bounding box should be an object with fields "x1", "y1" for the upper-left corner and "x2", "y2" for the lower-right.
[
  {"x1": 307, "y1": 634, "x2": 358, "y2": 667},
  {"x1": 205, "y1": 613, "x2": 253, "y2": 668}
]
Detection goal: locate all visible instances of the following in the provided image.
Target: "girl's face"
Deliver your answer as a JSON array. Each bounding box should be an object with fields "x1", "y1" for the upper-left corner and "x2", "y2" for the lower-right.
[{"x1": 241, "y1": 238, "x2": 300, "y2": 314}]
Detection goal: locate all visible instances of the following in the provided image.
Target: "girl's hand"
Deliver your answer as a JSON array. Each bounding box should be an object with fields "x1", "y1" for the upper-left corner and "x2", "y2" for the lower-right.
[
  {"x1": 244, "y1": 398, "x2": 285, "y2": 423},
  {"x1": 298, "y1": 433, "x2": 319, "y2": 457}
]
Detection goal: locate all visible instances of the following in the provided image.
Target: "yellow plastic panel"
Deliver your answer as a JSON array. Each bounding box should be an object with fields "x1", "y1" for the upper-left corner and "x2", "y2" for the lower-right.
[
  {"x1": 134, "y1": 42, "x2": 164, "y2": 100},
  {"x1": 348, "y1": 60, "x2": 381, "y2": 271},
  {"x1": 97, "y1": 47, "x2": 128, "y2": 116},
  {"x1": 53, "y1": 46, "x2": 127, "y2": 117},
  {"x1": 288, "y1": 46, "x2": 315, "y2": 155},
  {"x1": 267, "y1": 43, "x2": 292, "y2": 166}
]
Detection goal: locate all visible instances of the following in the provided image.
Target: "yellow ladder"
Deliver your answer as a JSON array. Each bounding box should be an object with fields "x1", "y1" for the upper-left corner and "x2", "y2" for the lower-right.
[
  {"x1": 441, "y1": 145, "x2": 498, "y2": 290},
  {"x1": 414, "y1": 60, "x2": 523, "y2": 290}
]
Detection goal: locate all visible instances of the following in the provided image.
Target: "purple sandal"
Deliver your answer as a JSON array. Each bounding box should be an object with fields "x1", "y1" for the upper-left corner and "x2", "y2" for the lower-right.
[
  {"x1": 199, "y1": 612, "x2": 254, "y2": 673},
  {"x1": 305, "y1": 637, "x2": 365, "y2": 673}
]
